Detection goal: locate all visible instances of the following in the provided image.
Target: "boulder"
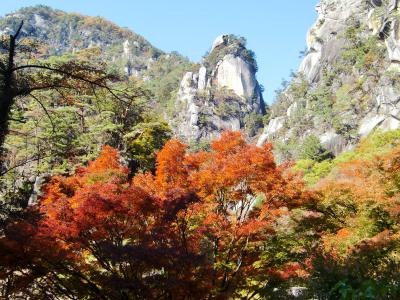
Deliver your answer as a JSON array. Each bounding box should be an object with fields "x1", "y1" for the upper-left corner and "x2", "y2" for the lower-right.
[
  {"x1": 385, "y1": 20, "x2": 400, "y2": 65},
  {"x1": 319, "y1": 130, "x2": 349, "y2": 156},
  {"x1": 358, "y1": 115, "x2": 386, "y2": 137},
  {"x1": 287, "y1": 102, "x2": 299, "y2": 117},
  {"x1": 123, "y1": 39, "x2": 130, "y2": 57},
  {"x1": 257, "y1": 117, "x2": 286, "y2": 146},
  {"x1": 198, "y1": 66, "x2": 207, "y2": 91}
]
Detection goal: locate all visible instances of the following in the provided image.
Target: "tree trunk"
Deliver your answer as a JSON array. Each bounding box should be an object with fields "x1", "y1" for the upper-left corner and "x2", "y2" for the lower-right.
[{"x1": 0, "y1": 21, "x2": 22, "y2": 173}]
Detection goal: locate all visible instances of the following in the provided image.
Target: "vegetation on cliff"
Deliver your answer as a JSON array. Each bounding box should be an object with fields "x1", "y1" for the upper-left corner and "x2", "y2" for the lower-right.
[{"x1": 1, "y1": 4, "x2": 400, "y2": 300}]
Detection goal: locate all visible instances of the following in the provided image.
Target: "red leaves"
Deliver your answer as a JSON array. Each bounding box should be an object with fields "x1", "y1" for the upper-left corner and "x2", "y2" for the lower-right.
[
  {"x1": 1, "y1": 133, "x2": 313, "y2": 298},
  {"x1": 210, "y1": 131, "x2": 246, "y2": 154}
]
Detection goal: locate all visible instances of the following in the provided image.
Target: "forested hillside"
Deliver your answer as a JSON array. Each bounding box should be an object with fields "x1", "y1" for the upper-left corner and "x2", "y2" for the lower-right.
[
  {"x1": 1, "y1": 2, "x2": 400, "y2": 299},
  {"x1": 0, "y1": 6, "x2": 195, "y2": 204}
]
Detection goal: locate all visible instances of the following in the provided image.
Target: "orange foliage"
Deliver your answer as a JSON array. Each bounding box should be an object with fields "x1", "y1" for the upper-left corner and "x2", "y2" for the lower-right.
[
  {"x1": 0, "y1": 132, "x2": 313, "y2": 299},
  {"x1": 316, "y1": 145, "x2": 400, "y2": 262}
]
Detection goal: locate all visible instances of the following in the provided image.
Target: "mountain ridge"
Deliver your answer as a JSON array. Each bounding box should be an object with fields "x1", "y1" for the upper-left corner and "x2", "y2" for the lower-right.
[
  {"x1": 0, "y1": 6, "x2": 264, "y2": 142},
  {"x1": 4, "y1": 2, "x2": 400, "y2": 161},
  {"x1": 0, "y1": 5, "x2": 165, "y2": 77}
]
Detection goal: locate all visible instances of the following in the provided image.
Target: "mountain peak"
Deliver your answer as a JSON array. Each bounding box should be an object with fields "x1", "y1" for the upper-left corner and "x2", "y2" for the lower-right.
[
  {"x1": 211, "y1": 34, "x2": 227, "y2": 51},
  {"x1": 172, "y1": 35, "x2": 264, "y2": 143}
]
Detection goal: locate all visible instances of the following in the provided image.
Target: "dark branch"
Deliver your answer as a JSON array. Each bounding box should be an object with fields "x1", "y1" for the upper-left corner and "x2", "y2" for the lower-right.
[
  {"x1": 29, "y1": 93, "x2": 56, "y2": 133},
  {"x1": 0, "y1": 153, "x2": 50, "y2": 176},
  {"x1": 12, "y1": 64, "x2": 129, "y2": 104},
  {"x1": 12, "y1": 21, "x2": 24, "y2": 40}
]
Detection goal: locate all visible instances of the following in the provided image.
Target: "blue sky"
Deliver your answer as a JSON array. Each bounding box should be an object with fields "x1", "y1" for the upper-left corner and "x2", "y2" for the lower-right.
[{"x1": 0, "y1": 0, "x2": 318, "y2": 104}]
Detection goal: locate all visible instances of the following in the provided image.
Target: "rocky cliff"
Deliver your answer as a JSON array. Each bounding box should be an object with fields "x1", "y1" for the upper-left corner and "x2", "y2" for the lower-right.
[
  {"x1": 1, "y1": 7, "x2": 266, "y2": 146},
  {"x1": 258, "y1": 0, "x2": 400, "y2": 159},
  {"x1": 171, "y1": 35, "x2": 265, "y2": 144}
]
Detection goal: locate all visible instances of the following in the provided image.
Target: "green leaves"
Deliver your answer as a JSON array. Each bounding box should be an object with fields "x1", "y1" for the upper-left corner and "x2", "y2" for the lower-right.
[
  {"x1": 298, "y1": 135, "x2": 332, "y2": 162},
  {"x1": 126, "y1": 121, "x2": 172, "y2": 173}
]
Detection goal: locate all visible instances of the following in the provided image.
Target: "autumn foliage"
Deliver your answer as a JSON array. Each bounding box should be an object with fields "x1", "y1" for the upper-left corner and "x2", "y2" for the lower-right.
[
  {"x1": 4, "y1": 131, "x2": 400, "y2": 299},
  {"x1": 0, "y1": 132, "x2": 314, "y2": 299},
  {"x1": 310, "y1": 146, "x2": 400, "y2": 298}
]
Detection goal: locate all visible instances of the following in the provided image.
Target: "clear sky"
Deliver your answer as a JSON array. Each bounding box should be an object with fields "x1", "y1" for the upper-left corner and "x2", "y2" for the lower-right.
[{"x1": 0, "y1": 0, "x2": 318, "y2": 104}]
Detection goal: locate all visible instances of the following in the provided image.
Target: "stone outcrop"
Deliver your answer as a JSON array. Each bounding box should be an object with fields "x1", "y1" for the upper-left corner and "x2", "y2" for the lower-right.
[
  {"x1": 257, "y1": 117, "x2": 285, "y2": 147},
  {"x1": 211, "y1": 34, "x2": 226, "y2": 52},
  {"x1": 258, "y1": 0, "x2": 400, "y2": 158},
  {"x1": 216, "y1": 54, "x2": 258, "y2": 99},
  {"x1": 172, "y1": 35, "x2": 265, "y2": 143},
  {"x1": 298, "y1": 0, "x2": 369, "y2": 83}
]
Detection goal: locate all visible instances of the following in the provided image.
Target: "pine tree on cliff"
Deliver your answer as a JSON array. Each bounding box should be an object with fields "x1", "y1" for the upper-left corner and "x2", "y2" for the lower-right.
[{"x1": 0, "y1": 21, "x2": 124, "y2": 175}]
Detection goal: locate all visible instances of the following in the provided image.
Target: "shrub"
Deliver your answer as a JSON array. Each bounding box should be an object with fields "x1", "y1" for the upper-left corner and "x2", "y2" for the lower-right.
[
  {"x1": 299, "y1": 135, "x2": 333, "y2": 162},
  {"x1": 294, "y1": 129, "x2": 400, "y2": 186},
  {"x1": 203, "y1": 34, "x2": 257, "y2": 72},
  {"x1": 244, "y1": 113, "x2": 264, "y2": 136}
]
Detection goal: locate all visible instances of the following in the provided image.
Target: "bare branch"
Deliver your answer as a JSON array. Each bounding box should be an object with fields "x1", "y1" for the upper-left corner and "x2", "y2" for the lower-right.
[
  {"x1": 0, "y1": 153, "x2": 50, "y2": 176},
  {"x1": 12, "y1": 21, "x2": 24, "y2": 40},
  {"x1": 12, "y1": 64, "x2": 129, "y2": 104},
  {"x1": 29, "y1": 93, "x2": 56, "y2": 133},
  {"x1": 8, "y1": 117, "x2": 26, "y2": 124}
]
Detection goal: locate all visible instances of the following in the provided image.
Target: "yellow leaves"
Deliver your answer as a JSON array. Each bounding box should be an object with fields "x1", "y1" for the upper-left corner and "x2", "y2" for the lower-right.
[
  {"x1": 75, "y1": 47, "x2": 102, "y2": 61},
  {"x1": 349, "y1": 230, "x2": 392, "y2": 255},
  {"x1": 318, "y1": 145, "x2": 400, "y2": 223}
]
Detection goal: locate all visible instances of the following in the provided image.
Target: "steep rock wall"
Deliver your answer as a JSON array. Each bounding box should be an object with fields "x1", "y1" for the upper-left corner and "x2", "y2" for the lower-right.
[
  {"x1": 172, "y1": 35, "x2": 265, "y2": 144},
  {"x1": 258, "y1": 0, "x2": 400, "y2": 158}
]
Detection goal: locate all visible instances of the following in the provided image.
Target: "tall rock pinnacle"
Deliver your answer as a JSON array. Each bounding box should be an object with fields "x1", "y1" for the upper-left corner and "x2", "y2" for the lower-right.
[{"x1": 171, "y1": 34, "x2": 265, "y2": 144}]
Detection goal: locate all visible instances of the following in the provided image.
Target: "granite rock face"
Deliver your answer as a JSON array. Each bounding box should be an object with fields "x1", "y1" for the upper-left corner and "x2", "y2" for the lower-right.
[
  {"x1": 216, "y1": 54, "x2": 259, "y2": 99},
  {"x1": 298, "y1": 0, "x2": 368, "y2": 83},
  {"x1": 258, "y1": 0, "x2": 400, "y2": 159},
  {"x1": 172, "y1": 35, "x2": 265, "y2": 144}
]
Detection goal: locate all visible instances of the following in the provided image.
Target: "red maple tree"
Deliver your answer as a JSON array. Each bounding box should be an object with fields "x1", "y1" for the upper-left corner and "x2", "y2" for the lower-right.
[{"x1": 0, "y1": 132, "x2": 313, "y2": 299}]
